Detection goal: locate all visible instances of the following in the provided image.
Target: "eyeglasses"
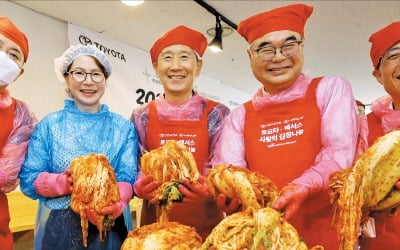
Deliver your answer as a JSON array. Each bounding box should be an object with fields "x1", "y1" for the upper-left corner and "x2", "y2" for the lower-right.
[
  {"x1": 67, "y1": 70, "x2": 105, "y2": 83},
  {"x1": 252, "y1": 40, "x2": 303, "y2": 61},
  {"x1": 379, "y1": 48, "x2": 400, "y2": 67}
]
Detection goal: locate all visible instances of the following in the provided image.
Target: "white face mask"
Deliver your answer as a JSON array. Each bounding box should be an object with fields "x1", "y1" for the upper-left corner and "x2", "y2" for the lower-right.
[{"x1": 0, "y1": 51, "x2": 21, "y2": 86}]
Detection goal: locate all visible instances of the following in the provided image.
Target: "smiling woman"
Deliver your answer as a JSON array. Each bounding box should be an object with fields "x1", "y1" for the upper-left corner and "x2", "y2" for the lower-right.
[
  {"x1": 64, "y1": 55, "x2": 107, "y2": 113},
  {"x1": 18, "y1": 44, "x2": 139, "y2": 250},
  {"x1": 53, "y1": 45, "x2": 112, "y2": 113}
]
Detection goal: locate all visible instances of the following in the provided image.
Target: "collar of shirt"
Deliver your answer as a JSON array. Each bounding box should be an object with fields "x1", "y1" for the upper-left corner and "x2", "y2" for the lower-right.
[
  {"x1": 371, "y1": 95, "x2": 394, "y2": 114},
  {"x1": 155, "y1": 92, "x2": 205, "y2": 120},
  {"x1": 372, "y1": 95, "x2": 400, "y2": 133},
  {"x1": 252, "y1": 74, "x2": 311, "y2": 110}
]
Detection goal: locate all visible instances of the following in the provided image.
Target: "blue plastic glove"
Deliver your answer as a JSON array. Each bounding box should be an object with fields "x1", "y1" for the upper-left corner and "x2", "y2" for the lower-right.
[
  {"x1": 272, "y1": 183, "x2": 309, "y2": 220},
  {"x1": 133, "y1": 174, "x2": 159, "y2": 200},
  {"x1": 178, "y1": 176, "x2": 213, "y2": 204},
  {"x1": 216, "y1": 193, "x2": 242, "y2": 215}
]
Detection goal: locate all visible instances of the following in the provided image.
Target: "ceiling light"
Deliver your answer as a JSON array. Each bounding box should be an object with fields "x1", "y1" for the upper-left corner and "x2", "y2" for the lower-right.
[
  {"x1": 208, "y1": 16, "x2": 223, "y2": 53},
  {"x1": 194, "y1": 0, "x2": 237, "y2": 53},
  {"x1": 207, "y1": 20, "x2": 234, "y2": 53},
  {"x1": 121, "y1": 0, "x2": 144, "y2": 6}
]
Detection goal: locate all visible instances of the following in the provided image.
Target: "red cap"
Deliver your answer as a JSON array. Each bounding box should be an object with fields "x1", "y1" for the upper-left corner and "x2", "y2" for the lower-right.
[
  {"x1": 369, "y1": 22, "x2": 400, "y2": 68},
  {"x1": 356, "y1": 100, "x2": 365, "y2": 107},
  {"x1": 0, "y1": 16, "x2": 29, "y2": 62},
  {"x1": 150, "y1": 25, "x2": 207, "y2": 63},
  {"x1": 238, "y1": 4, "x2": 313, "y2": 44}
]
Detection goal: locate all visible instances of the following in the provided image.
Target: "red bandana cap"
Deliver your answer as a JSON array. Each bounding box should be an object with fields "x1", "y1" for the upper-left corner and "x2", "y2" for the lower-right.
[
  {"x1": 0, "y1": 16, "x2": 29, "y2": 62},
  {"x1": 150, "y1": 25, "x2": 207, "y2": 63},
  {"x1": 238, "y1": 4, "x2": 313, "y2": 44},
  {"x1": 369, "y1": 22, "x2": 400, "y2": 68},
  {"x1": 356, "y1": 100, "x2": 365, "y2": 107}
]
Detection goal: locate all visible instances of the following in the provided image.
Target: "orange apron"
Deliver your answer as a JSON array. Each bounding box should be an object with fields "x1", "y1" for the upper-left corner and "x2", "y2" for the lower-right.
[
  {"x1": 244, "y1": 78, "x2": 339, "y2": 250},
  {"x1": 141, "y1": 100, "x2": 223, "y2": 239},
  {"x1": 359, "y1": 112, "x2": 400, "y2": 249},
  {"x1": 0, "y1": 99, "x2": 15, "y2": 250}
]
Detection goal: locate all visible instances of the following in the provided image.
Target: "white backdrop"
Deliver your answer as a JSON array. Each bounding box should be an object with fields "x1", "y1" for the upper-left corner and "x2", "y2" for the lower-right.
[
  {"x1": 2, "y1": 1, "x2": 251, "y2": 120},
  {"x1": 68, "y1": 23, "x2": 251, "y2": 118}
]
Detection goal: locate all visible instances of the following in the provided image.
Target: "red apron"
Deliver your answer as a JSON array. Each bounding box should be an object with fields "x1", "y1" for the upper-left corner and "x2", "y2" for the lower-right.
[
  {"x1": 0, "y1": 98, "x2": 15, "y2": 150},
  {"x1": 359, "y1": 112, "x2": 400, "y2": 249},
  {"x1": 0, "y1": 99, "x2": 15, "y2": 250},
  {"x1": 0, "y1": 194, "x2": 12, "y2": 250},
  {"x1": 141, "y1": 100, "x2": 223, "y2": 239},
  {"x1": 366, "y1": 112, "x2": 384, "y2": 146},
  {"x1": 244, "y1": 78, "x2": 339, "y2": 250}
]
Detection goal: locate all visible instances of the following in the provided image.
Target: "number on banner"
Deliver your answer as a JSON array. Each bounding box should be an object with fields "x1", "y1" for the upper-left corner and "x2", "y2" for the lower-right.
[{"x1": 136, "y1": 88, "x2": 161, "y2": 104}]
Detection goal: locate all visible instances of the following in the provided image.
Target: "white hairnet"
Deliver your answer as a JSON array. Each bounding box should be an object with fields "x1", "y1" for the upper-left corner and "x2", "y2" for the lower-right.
[{"x1": 54, "y1": 44, "x2": 112, "y2": 84}]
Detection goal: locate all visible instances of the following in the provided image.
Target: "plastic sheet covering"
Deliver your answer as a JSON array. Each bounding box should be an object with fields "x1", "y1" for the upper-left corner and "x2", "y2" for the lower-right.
[
  {"x1": 355, "y1": 115, "x2": 368, "y2": 159},
  {"x1": 0, "y1": 98, "x2": 36, "y2": 193},
  {"x1": 40, "y1": 206, "x2": 128, "y2": 250},
  {"x1": 34, "y1": 202, "x2": 133, "y2": 250},
  {"x1": 131, "y1": 93, "x2": 229, "y2": 170},
  {"x1": 356, "y1": 94, "x2": 400, "y2": 170},
  {"x1": 370, "y1": 95, "x2": 400, "y2": 134}
]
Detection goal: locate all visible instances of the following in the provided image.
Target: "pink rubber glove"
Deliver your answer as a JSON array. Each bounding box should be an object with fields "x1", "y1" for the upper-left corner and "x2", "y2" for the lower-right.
[
  {"x1": 216, "y1": 193, "x2": 242, "y2": 215},
  {"x1": 34, "y1": 170, "x2": 73, "y2": 197},
  {"x1": 272, "y1": 183, "x2": 309, "y2": 220},
  {"x1": 178, "y1": 176, "x2": 213, "y2": 204},
  {"x1": 101, "y1": 182, "x2": 133, "y2": 219},
  {"x1": 133, "y1": 174, "x2": 159, "y2": 200}
]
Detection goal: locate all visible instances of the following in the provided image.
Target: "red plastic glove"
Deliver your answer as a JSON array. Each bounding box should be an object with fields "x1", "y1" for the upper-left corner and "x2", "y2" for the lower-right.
[
  {"x1": 102, "y1": 182, "x2": 133, "y2": 218},
  {"x1": 395, "y1": 180, "x2": 400, "y2": 189},
  {"x1": 133, "y1": 174, "x2": 159, "y2": 200},
  {"x1": 34, "y1": 170, "x2": 73, "y2": 197},
  {"x1": 216, "y1": 193, "x2": 242, "y2": 215},
  {"x1": 178, "y1": 176, "x2": 213, "y2": 204},
  {"x1": 272, "y1": 183, "x2": 309, "y2": 220}
]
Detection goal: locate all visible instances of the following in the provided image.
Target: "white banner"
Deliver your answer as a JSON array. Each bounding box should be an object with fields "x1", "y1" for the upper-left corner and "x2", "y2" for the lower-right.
[{"x1": 68, "y1": 23, "x2": 251, "y2": 118}]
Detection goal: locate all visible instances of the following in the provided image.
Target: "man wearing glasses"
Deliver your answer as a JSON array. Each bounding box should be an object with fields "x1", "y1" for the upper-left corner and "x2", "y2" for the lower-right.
[
  {"x1": 211, "y1": 4, "x2": 358, "y2": 249},
  {"x1": 358, "y1": 21, "x2": 400, "y2": 250}
]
